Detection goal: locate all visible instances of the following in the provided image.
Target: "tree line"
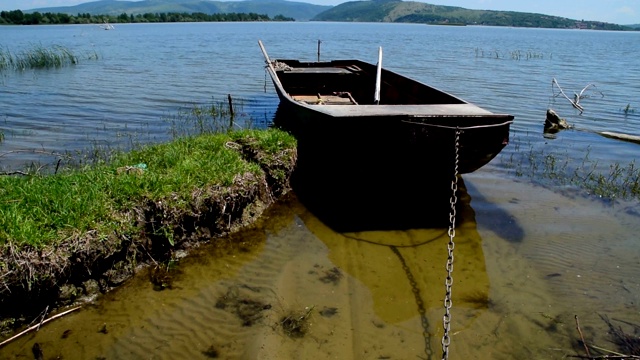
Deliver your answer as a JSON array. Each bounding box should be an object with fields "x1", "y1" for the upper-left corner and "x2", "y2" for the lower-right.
[{"x1": 0, "y1": 10, "x2": 294, "y2": 25}]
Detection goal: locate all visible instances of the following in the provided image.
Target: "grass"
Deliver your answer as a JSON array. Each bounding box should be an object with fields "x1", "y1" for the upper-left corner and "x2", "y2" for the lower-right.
[
  {"x1": 0, "y1": 44, "x2": 99, "y2": 71},
  {"x1": 502, "y1": 138, "x2": 640, "y2": 201},
  {"x1": 0, "y1": 128, "x2": 296, "y2": 248}
]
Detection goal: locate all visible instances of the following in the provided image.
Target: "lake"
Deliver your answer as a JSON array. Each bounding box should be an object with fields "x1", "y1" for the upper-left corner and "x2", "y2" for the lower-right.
[{"x1": 1, "y1": 22, "x2": 639, "y2": 359}]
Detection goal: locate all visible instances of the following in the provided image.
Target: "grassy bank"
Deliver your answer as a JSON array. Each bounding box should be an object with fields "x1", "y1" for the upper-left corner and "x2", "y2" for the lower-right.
[
  {"x1": 0, "y1": 129, "x2": 296, "y2": 248},
  {"x1": 0, "y1": 127, "x2": 296, "y2": 329}
]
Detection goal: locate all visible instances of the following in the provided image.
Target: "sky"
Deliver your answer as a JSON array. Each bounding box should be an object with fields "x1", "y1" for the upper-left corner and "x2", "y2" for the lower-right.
[{"x1": 0, "y1": 0, "x2": 638, "y2": 25}]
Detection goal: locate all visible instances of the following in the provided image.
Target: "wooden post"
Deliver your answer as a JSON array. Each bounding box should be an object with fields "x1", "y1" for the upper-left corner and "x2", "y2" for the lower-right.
[
  {"x1": 317, "y1": 39, "x2": 322, "y2": 62},
  {"x1": 227, "y1": 94, "x2": 234, "y2": 129}
]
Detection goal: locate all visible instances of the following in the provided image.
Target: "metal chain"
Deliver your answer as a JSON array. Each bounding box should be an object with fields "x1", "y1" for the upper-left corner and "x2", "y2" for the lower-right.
[{"x1": 441, "y1": 128, "x2": 461, "y2": 360}]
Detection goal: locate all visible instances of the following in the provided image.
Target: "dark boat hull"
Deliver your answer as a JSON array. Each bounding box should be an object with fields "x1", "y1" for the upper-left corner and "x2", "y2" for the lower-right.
[
  {"x1": 265, "y1": 57, "x2": 512, "y2": 175},
  {"x1": 260, "y1": 43, "x2": 513, "y2": 230}
]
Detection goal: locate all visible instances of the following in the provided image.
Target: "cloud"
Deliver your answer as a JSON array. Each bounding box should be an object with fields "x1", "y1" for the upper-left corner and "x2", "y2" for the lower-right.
[{"x1": 616, "y1": 6, "x2": 636, "y2": 15}]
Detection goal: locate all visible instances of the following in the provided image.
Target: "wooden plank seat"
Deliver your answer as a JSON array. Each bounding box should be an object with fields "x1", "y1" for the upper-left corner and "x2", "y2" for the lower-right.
[{"x1": 292, "y1": 92, "x2": 358, "y2": 105}]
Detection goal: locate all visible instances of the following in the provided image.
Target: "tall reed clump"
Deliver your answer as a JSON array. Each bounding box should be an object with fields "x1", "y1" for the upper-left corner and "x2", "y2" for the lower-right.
[{"x1": 0, "y1": 45, "x2": 98, "y2": 71}]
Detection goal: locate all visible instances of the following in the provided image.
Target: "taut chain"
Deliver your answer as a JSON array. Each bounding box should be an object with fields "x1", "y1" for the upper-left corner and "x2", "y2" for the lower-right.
[{"x1": 441, "y1": 128, "x2": 461, "y2": 360}]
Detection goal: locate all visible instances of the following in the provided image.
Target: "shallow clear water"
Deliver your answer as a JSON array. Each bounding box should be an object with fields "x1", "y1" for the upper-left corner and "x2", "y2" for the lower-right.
[
  {"x1": 0, "y1": 23, "x2": 639, "y2": 359},
  {"x1": 1, "y1": 173, "x2": 638, "y2": 359}
]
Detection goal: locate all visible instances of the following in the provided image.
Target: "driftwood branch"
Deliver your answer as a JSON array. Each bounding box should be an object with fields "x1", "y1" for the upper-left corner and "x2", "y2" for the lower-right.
[
  {"x1": 553, "y1": 78, "x2": 585, "y2": 112},
  {"x1": 576, "y1": 315, "x2": 592, "y2": 358},
  {"x1": 552, "y1": 78, "x2": 603, "y2": 114},
  {"x1": 0, "y1": 306, "x2": 81, "y2": 348}
]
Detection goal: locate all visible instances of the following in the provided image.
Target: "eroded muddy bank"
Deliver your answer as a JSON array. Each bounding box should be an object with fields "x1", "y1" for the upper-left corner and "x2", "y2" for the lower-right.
[{"x1": 0, "y1": 137, "x2": 297, "y2": 337}]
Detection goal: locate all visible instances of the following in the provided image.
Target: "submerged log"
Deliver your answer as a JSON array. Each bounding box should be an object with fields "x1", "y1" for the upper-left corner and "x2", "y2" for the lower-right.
[
  {"x1": 544, "y1": 109, "x2": 640, "y2": 145},
  {"x1": 598, "y1": 131, "x2": 640, "y2": 145}
]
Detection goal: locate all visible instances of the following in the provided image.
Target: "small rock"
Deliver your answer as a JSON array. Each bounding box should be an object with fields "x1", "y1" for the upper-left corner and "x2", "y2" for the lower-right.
[
  {"x1": 58, "y1": 284, "x2": 79, "y2": 304},
  {"x1": 83, "y1": 279, "x2": 101, "y2": 295}
]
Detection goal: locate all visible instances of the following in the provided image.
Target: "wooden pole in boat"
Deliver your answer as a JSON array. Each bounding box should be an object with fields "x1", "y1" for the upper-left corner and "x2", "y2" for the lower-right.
[
  {"x1": 258, "y1": 40, "x2": 285, "y2": 90},
  {"x1": 317, "y1": 39, "x2": 322, "y2": 62},
  {"x1": 374, "y1": 47, "x2": 382, "y2": 105}
]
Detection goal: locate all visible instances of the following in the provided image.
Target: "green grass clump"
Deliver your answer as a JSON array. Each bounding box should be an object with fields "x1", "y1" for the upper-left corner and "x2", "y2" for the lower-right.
[
  {"x1": 0, "y1": 44, "x2": 98, "y2": 71},
  {"x1": 0, "y1": 129, "x2": 295, "y2": 248}
]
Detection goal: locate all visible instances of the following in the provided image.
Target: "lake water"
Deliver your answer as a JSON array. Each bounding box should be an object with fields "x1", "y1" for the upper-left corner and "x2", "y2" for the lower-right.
[{"x1": 1, "y1": 22, "x2": 639, "y2": 359}]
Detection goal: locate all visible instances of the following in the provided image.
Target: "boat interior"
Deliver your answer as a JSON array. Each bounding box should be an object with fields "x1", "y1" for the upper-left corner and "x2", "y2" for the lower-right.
[{"x1": 274, "y1": 59, "x2": 466, "y2": 106}]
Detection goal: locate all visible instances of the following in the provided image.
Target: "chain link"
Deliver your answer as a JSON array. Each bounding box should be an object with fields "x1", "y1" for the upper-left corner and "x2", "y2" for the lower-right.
[{"x1": 441, "y1": 128, "x2": 461, "y2": 360}]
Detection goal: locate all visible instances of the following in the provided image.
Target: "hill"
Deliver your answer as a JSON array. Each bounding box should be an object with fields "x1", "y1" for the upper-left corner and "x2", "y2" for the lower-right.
[
  {"x1": 29, "y1": 0, "x2": 331, "y2": 21},
  {"x1": 311, "y1": 0, "x2": 633, "y2": 30},
  {"x1": 18, "y1": 0, "x2": 636, "y2": 29}
]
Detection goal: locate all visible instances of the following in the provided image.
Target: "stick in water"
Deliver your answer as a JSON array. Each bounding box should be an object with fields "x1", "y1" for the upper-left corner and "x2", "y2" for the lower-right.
[{"x1": 0, "y1": 307, "x2": 81, "y2": 348}]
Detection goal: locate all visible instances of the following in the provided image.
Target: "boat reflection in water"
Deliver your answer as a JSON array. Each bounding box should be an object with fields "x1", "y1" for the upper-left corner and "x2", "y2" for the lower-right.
[{"x1": 274, "y1": 105, "x2": 491, "y2": 356}]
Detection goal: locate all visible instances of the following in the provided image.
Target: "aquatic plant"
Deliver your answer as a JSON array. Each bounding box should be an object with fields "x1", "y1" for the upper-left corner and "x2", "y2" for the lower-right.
[
  {"x1": 501, "y1": 139, "x2": 640, "y2": 201},
  {"x1": 165, "y1": 98, "x2": 240, "y2": 139},
  {"x1": 0, "y1": 45, "x2": 98, "y2": 71},
  {"x1": 622, "y1": 103, "x2": 635, "y2": 115},
  {"x1": 474, "y1": 47, "x2": 550, "y2": 60},
  {"x1": 280, "y1": 305, "x2": 315, "y2": 338},
  {"x1": 573, "y1": 315, "x2": 640, "y2": 358}
]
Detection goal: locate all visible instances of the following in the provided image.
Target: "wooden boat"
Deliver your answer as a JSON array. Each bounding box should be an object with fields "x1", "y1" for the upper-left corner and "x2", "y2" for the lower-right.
[{"x1": 259, "y1": 40, "x2": 513, "y2": 176}]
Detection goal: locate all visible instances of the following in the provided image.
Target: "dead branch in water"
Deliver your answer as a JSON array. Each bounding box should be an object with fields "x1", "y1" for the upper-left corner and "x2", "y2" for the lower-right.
[
  {"x1": 0, "y1": 306, "x2": 81, "y2": 348},
  {"x1": 552, "y1": 78, "x2": 602, "y2": 113},
  {"x1": 569, "y1": 315, "x2": 640, "y2": 359},
  {"x1": 576, "y1": 315, "x2": 592, "y2": 358}
]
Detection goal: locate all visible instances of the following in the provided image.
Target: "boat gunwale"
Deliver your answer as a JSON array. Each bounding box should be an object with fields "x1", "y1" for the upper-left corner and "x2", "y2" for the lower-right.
[{"x1": 266, "y1": 58, "x2": 514, "y2": 124}]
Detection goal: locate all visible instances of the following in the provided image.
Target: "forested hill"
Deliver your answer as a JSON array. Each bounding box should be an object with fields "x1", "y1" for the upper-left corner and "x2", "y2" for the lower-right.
[
  {"x1": 26, "y1": 0, "x2": 331, "y2": 21},
  {"x1": 311, "y1": 0, "x2": 633, "y2": 30},
  {"x1": 5, "y1": 0, "x2": 635, "y2": 29}
]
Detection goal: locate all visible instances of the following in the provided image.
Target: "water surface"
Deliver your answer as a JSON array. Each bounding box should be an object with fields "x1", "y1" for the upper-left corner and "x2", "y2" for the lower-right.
[{"x1": 0, "y1": 22, "x2": 639, "y2": 359}]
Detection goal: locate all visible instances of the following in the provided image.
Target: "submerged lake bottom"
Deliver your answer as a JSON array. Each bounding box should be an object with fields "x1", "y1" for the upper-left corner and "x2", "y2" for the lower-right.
[{"x1": 1, "y1": 168, "x2": 639, "y2": 360}]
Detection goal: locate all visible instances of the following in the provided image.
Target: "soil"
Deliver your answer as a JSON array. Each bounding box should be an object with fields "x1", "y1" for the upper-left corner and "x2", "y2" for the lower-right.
[{"x1": 0, "y1": 137, "x2": 297, "y2": 339}]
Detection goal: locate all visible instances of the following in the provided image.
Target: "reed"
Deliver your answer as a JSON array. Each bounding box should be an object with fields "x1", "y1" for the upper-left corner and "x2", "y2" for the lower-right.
[
  {"x1": 474, "y1": 48, "x2": 550, "y2": 60},
  {"x1": 164, "y1": 98, "x2": 249, "y2": 139},
  {"x1": 501, "y1": 139, "x2": 640, "y2": 201},
  {"x1": 622, "y1": 103, "x2": 635, "y2": 115},
  {"x1": 0, "y1": 45, "x2": 98, "y2": 71}
]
